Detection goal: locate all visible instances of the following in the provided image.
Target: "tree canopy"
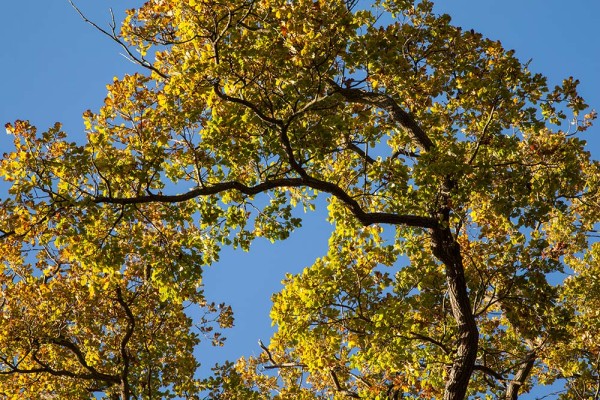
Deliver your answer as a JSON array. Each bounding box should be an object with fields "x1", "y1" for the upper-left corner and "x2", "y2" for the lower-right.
[{"x1": 1, "y1": 0, "x2": 599, "y2": 399}]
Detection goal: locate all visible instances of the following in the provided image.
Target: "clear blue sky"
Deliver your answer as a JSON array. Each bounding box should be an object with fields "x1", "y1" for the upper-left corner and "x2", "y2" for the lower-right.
[{"x1": 1, "y1": 1, "x2": 599, "y2": 396}]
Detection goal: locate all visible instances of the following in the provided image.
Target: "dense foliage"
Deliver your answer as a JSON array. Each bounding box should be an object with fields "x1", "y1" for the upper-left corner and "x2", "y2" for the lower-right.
[{"x1": 1, "y1": 0, "x2": 598, "y2": 399}]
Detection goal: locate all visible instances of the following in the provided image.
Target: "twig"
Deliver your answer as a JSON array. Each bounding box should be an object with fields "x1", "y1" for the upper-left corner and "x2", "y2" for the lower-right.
[
  {"x1": 68, "y1": 0, "x2": 168, "y2": 79},
  {"x1": 258, "y1": 340, "x2": 306, "y2": 369}
]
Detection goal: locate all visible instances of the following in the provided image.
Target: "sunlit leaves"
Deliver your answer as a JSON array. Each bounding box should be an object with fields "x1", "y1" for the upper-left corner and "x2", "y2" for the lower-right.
[{"x1": 1, "y1": 0, "x2": 599, "y2": 398}]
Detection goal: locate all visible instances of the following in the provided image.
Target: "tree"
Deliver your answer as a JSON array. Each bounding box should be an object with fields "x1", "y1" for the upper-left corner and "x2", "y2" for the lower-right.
[{"x1": 1, "y1": 0, "x2": 598, "y2": 399}]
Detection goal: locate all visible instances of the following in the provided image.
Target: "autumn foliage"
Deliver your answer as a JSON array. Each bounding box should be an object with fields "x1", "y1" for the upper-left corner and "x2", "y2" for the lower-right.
[{"x1": 1, "y1": 0, "x2": 599, "y2": 399}]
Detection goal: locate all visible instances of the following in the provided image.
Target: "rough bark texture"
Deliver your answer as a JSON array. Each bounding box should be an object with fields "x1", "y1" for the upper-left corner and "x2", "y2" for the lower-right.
[
  {"x1": 505, "y1": 352, "x2": 536, "y2": 400},
  {"x1": 431, "y1": 225, "x2": 479, "y2": 400}
]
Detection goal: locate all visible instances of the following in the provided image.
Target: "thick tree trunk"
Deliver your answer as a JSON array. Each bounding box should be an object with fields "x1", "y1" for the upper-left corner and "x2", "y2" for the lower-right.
[
  {"x1": 120, "y1": 380, "x2": 129, "y2": 400},
  {"x1": 431, "y1": 226, "x2": 479, "y2": 400}
]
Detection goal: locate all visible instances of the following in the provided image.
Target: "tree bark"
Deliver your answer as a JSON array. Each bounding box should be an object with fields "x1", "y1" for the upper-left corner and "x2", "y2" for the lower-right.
[
  {"x1": 505, "y1": 352, "x2": 536, "y2": 400},
  {"x1": 431, "y1": 226, "x2": 479, "y2": 400}
]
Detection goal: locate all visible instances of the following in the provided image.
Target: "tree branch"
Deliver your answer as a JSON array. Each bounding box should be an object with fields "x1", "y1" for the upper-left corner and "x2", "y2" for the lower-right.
[
  {"x1": 0, "y1": 343, "x2": 120, "y2": 385},
  {"x1": 93, "y1": 178, "x2": 438, "y2": 229},
  {"x1": 330, "y1": 369, "x2": 360, "y2": 398},
  {"x1": 346, "y1": 142, "x2": 376, "y2": 164},
  {"x1": 68, "y1": 0, "x2": 168, "y2": 79},
  {"x1": 49, "y1": 337, "x2": 119, "y2": 383},
  {"x1": 505, "y1": 351, "x2": 536, "y2": 400},
  {"x1": 212, "y1": 82, "x2": 282, "y2": 126},
  {"x1": 115, "y1": 287, "x2": 135, "y2": 400},
  {"x1": 473, "y1": 364, "x2": 505, "y2": 382},
  {"x1": 0, "y1": 229, "x2": 14, "y2": 240},
  {"x1": 408, "y1": 331, "x2": 452, "y2": 355},
  {"x1": 258, "y1": 340, "x2": 307, "y2": 369},
  {"x1": 327, "y1": 79, "x2": 434, "y2": 152}
]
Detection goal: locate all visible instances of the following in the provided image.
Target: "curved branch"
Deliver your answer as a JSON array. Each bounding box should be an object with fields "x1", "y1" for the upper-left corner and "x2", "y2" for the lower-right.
[
  {"x1": 0, "y1": 344, "x2": 119, "y2": 384},
  {"x1": 279, "y1": 125, "x2": 308, "y2": 178},
  {"x1": 49, "y1": 337, "x2": 119, "y2": 383},
  {"x1": 473, "y1": 364, "x2": 505, "y2": 382},
  {"x1": 408, "y1": 331, "x2": 451, "y2": 355},
  {"x1": 212, "y1": 82, "x2": 282, "y2": 126},
  {"x1": 330, "y1": 369, "x2": 360, "y2": 399},
  {"x1": 93, "y1": 178, "x2": 438, "y2": 229},
  {"x1": 327, "y1": 80, "x2": 434, "y2": 152},
  {"x1": 258, "y1": 340, "x2": 307, "y2": 370},
  {"x1": 346, "y1": 142, "x2": 376, "y2": 164}
]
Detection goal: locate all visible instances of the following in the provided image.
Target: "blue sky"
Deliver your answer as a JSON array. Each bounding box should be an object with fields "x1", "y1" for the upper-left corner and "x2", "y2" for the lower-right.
[{"x1": 1, "y1": 1, "x2": 599, "y2": 397}]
